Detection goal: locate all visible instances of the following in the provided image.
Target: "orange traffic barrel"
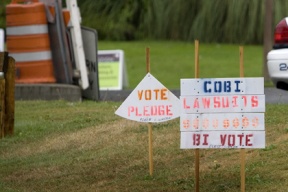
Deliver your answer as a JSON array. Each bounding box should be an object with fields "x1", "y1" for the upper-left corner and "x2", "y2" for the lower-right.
[
  {"x1": 62, "y1": 9, "x2": 71, "y2": 27},
  {"x1": 6, "y1": 0, "x2": 56, "y2": 83}
]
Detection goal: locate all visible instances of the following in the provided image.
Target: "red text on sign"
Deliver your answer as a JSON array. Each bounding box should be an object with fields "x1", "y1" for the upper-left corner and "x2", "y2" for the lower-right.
[
  {"x1": 181, "y1": 116, "x2": 260, "y2": 130},
  {"x1": 183, "y1": 95, "x2": 259, "y2": 109},
  {"x1": 128, "y1": 105, "x2": 173, "y2": 117},
  {"x1": 193, "y1": 133, "x2": 209, "y2": 146},
  {"x1": 220, "y1": 134, "x2": 253, "y2": 146},
  {"x1": 191, "y1": 133, "x2": 254, "y2": 147}
]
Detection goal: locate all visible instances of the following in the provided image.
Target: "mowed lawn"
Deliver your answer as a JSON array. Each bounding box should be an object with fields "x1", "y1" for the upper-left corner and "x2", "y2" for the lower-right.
[
  {"x1": 98, "y1": 41, "x2": 266, "y2": 89},
  {"x1": 1, "y1": 41, "x2": 287, "y2": 192}
]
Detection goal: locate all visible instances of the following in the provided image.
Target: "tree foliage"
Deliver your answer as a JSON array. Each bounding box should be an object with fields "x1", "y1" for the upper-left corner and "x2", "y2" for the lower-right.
[
  {"x1": 78, "y1": 0, "x2": 288, "y2": 44},
  {"x1": 1, "y1": 0, "x2": 288, "y2": 44}
]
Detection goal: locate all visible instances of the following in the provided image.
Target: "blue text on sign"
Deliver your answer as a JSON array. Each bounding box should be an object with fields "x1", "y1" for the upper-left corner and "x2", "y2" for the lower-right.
[
  {"x1": 180, "y1": 78, "x2": 264, "y2": 96},
  {"x1": 203, "y1": 80, "x2": 241, "y2": 93}
]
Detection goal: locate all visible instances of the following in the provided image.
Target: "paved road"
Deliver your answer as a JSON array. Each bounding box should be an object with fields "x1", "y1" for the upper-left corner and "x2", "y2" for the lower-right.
[
  {"x1": 100, "y1": 87, "x2": 288, "y2": 104},
  {"x1": 15, "y1": 84, "x2": 288, "y2": 103},
  {"x1": 263, "y1": 87, "x2": 288, "y2": 104}
]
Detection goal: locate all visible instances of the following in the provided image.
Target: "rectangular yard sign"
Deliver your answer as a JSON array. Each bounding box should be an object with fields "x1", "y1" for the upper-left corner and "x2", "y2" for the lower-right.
[
  {"x1": 180, "y1": 77, "x2": 265, "y2": 149},
  {"x1": 98, "y1": 50, "x2": 128, "y2": 90}
]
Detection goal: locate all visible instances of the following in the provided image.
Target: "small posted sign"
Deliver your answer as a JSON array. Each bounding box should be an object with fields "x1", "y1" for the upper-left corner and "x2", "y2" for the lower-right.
[
  {"x1": 115, "y1": 48, "x2": 178, "y2": 176},
  {"x1": 98, "y1": 50, "x2": 128, "y2": 90},
  {"x1": 115, "y1": 72, "x2": 180, "y2": 123}
]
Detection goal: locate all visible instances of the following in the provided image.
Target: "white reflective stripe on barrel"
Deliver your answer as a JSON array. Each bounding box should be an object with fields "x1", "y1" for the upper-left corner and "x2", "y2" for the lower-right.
[
  {"x1": 10, "y1": 51, "x2": 52, "y2": 62},
  {"x1": 6, "y1": 24, "x2": 48, "y2": 35}
]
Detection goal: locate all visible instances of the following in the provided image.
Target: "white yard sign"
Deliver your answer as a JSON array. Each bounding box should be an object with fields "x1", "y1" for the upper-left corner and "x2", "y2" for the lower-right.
[
  {"x1": 180, "y1": 77, "x2": 265, "y2": 149},
  {"x1": 181, "y1": 78, "x2": 264, "y2": 96},
  {"x1": 181, "y1": 131, "x2": 265, "y2": 149},
  {"x1": 181, "y1": 95, "x2": 265, "y2": 113},
  {"x1": 115, "y1": 73, "x2": 180, "y2": 123},
  {"x1": 180, "y1": 113, "x2": 265, "y2": 131}
]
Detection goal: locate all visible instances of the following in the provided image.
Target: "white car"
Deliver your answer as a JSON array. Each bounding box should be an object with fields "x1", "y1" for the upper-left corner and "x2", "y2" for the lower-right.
[{"x1": 267, "y1": 17, "x2": 288, "y2": 90}]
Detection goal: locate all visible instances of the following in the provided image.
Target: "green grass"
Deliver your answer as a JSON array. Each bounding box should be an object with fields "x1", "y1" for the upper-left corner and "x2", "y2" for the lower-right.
[
  {"x1": 98, "y1": 41, "x2": 266, "y2": 89},
  {"x1": 0, "y1": 41, "x2": 283, "y2": 191},
  {"x1": 0, "y1": 101, "x2": 288, "y2": 191}
]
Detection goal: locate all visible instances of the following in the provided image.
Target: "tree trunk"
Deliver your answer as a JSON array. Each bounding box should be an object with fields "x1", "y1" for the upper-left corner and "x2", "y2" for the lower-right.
[{"x1": 263, "y1": 0, "x2": 274, "y2": 81}]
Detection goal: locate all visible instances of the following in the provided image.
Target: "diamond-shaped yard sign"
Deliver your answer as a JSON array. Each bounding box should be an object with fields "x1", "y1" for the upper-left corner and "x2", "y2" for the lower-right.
[{"x1": 115, "y1": 73, "x2": 180, "y2": 123}]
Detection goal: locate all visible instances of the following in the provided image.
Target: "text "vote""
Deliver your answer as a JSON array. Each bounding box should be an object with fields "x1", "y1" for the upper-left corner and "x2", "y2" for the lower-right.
[{"x1": 138, "y1": 88, "x2": 168, "y2": 100}]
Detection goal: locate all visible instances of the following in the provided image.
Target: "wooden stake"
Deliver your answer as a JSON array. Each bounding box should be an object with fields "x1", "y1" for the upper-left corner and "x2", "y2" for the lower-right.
[
  {"x1": 240, "y1": 46, "x2": 244, "y2": 78},
  {"x1": 195, "y1": 40, "x2": 199, "y2": 78},
  {"x1": 0, "y1": 52, "x2": 8, "y2": 71},
  {"x1": 146, "y1": 47, "x2": 153, "y2": 176},
  {"x1": 4, "y1": 57, "x2": 15, "y2": 135},
  {"x1": 239, "y1": 46, "x2": 245, "y2": 192},
  {"x1": 0, "y1": 52, "x2": 7, "y2": 139},
  {"x1": 194, "y1": 40, "x2": 200, "y2": 192},
  {"x1": 0, "y1": 77, "x2": 5, "y2": 138},
  {"x1": 148, "y1": 123, "x2": 153, "y2": 176},
  {"x1": 146, "y1": 47, "x2": 150, "y2": 73}
]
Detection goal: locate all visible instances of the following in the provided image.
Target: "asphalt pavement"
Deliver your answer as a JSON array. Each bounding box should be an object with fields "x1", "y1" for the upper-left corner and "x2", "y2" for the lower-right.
[
  {"x1": 263, "y1": 87, "x2": 288, "y2": 104},
  {"x1": 15, "y1": 84, "x2": 288, "y2": 104}
]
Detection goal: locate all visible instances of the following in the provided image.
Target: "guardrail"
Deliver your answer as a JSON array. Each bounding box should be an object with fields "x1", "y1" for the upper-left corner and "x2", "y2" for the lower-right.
[{"x1": 0, "y1": 52, "x2": 15, "y2": 138}]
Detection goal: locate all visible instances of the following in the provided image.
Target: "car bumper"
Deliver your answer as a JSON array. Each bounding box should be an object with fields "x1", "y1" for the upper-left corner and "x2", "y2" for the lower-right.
[{"x1": 267, "y1": 49, "x2": 288, "y2": 90}]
